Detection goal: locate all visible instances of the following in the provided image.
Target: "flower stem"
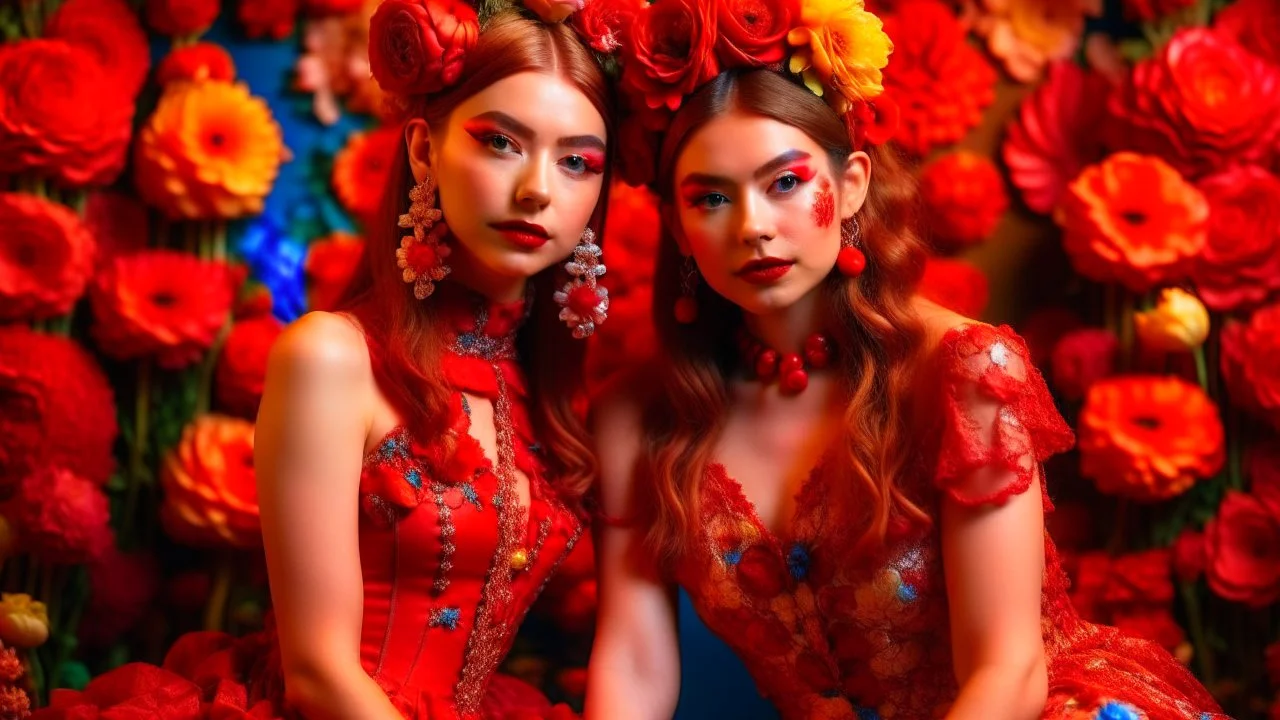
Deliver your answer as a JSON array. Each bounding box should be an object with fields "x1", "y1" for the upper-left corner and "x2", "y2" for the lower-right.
[
  {"x1": 1117, "y1": 288, "x2": 1135, "y2": 373},
  {"x1": 122, "y1": 360, "x2": 153, "y2": 549},
  {"x1": 1180, "y1": 582, "x2": 1216, "y2": 684},
  {"x1": 51, "y1": 567, "x2": 87, "y2": 689},
  {"x1": 1193, "y1": 346, "x2": 1209, "y2": 391},
  {"x1": 203, "y1": 553, "x2": 235, "y2": 632},
  {"x1": 213, "y1": 221, "x2": 227, "y2": 262}
]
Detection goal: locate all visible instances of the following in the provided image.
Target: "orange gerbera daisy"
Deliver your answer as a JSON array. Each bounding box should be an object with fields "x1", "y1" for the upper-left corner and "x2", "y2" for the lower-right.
[
  {"x1": 134, "y1": 80, "x2": 289, "y2": 220},
  {"x1": 1079, "y1": 375, "x2": 1224, "y2": 501},
  {"x1": 332, "y1": 125, "x2": 400, "y2": 221}
]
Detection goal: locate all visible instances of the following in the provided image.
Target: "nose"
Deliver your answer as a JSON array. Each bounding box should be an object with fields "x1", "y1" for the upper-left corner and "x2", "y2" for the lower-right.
[
  {"x1": 738, "y1": 192, "x2": 775, "y2": 246},
  {"x1": 515, "y1": 154, "x2": 552, "y2": 210}
]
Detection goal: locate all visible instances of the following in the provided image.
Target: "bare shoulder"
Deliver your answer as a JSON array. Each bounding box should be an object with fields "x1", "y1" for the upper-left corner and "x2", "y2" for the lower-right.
[
  {"x1": 269, "y1": 311, "x2": 371, "y2": 381},
  {"x1": 912, "y1": 296, "x2": 990, "y2": 354}
]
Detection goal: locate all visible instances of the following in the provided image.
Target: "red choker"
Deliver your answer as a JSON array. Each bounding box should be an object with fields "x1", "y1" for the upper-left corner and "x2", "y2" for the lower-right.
[{"x1": 738, "y1": 330, "x2": 833, "y2": 394}]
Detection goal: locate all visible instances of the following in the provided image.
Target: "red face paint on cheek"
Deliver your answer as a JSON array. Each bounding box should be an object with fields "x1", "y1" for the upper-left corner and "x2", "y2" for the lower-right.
[{"x1": 812, "y1": 177, "x2": 835, "y2": 228}]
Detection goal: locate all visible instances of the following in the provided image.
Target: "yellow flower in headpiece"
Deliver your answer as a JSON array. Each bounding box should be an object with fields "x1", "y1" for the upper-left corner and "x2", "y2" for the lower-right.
[{"x1": 787, "y1": 0, "x2": 892, "y2": 113}]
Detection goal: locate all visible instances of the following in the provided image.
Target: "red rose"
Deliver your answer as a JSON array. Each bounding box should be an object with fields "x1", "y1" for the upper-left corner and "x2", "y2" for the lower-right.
[
  {"x1": 44, "y1": 0, "x2": 150, "y2": 97},
  {"x1": 368, "y1": 0, "x2": 479, "y2": 96},
  {"x1": 1172, "y1": 529, "x2": 1205, "y2": 583},
  {"x1": 844, "y1": 95, "x2": 901, "y2": 150},
  {"x1": 146, "y1": 0, "x2": 220, "y2": 36},
  {"x1": 571, "y1": 0, "x2": 645, "y2": 54},
  {"x1": 918, "y1": 151, "x2": 1008, "y2": 248},
  {"x1": 715, "y1": 0, "x2": 796, "y2": 67},
  {"x1": 306, "y1": 233, "x2": 365, "y2": 312},
  {"x1": 620, "y1": 0, "x2": 719, "y2": 113},
  {"x1": 1110, "y1": 607, "x2": 1186, "y2": 652},
  {"x1": 1121, "y1": 0, "x2": 1195, "y2": 21},
  {"x1": 735, "y1": 545, "x2": 788, "y2": 599},
  {"x1": 0, "y1": 40, "x2": 134, "y2": 187},
  {"x1": 0, "y1": 192, "x2": 96, "y2": 322},
  {"x1": 1107, "y1": 28, "x2": 1280, "y2": 179},
  {"x1": 5, "y1": 467, "x2": 113, "y2": 565},
  {"x1": 1049, "y1": 328, "x2": 1118, "y2": 401},
  {"x1": 216, "y1": 316, "x2": 285, "y2": 418},
  {"x1": 1192, "y1": 165, "x2": 1280, "y2": 312},
  {"x1": 1221, "y1": 303, "x2": 1280, "y2": 431},
  {"x1": 917, "y1": 256, "x2": 989, "y2": 318},
  {"x1": 1100, "y1": 548, "x2": 1173, "y2": 605},
  {"x1": 1215, "y1": 0, "x2": 1280, "y2": 67},
  {"x1": 238, "y1": 0, "x2": 301, "y2": 39},
  {"x1": 1204, "y1": 489, "x2": 1280, "y2": 607},
  {"x1": 156, "y1": 43, "x2": 237, "y2": 86}
]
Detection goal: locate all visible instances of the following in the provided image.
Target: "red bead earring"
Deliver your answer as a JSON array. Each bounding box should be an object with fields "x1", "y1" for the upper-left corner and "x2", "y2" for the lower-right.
[{"x1": 837, "y1": 216, "x2": 866, "y2": 278}]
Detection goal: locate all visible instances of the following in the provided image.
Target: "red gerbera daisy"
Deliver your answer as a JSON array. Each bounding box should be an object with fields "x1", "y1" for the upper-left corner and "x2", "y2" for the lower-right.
[{"x1": 0, "y1": 192, "x2": 96, "y2": 322}]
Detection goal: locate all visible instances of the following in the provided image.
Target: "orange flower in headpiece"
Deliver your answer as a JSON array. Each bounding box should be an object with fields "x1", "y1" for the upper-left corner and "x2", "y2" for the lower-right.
[
  {"x1": 161, "y1": 414, "x2": 261, "y2": 549},
  {"x1": 787, "y1": 0, "x2": 892, "y2": 112}
]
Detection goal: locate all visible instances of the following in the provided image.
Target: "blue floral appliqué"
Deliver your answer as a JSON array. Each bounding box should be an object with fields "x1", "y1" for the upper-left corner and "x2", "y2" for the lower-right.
[
  {"x1": 405, "y1": 468, "x2": 423, "y2": 489},
  {"x1": 430, "y1": 607, "x2": 461, "y2": 631},
  {"x1": 896, "y1": 583, "x2": 918, "y2": 603},
  {"x1": 1095, "y1": 701, "x2": 1140, "y2": 720},
  {"x1": 722, "y1": 549, "x2": 743, "y2": 567},
  {"x1": 461, "y1": 482, "x2": 483, "y2": 511},
  {"x1": 787, "y1": 543, "x2": 811, "y2": 581}
]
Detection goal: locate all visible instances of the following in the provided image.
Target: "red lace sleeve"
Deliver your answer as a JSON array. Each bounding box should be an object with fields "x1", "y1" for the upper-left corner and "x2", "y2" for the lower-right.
[{"x1": 933, "y1": 324, "x2": 1075, "y2": 507}]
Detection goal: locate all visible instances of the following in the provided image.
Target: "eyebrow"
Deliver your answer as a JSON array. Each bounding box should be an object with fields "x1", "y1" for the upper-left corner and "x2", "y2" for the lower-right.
[
  {"x1": 678, "y1": 149, "x2": 813, "y2": 188},
  {"x1": 468, "y1": 111, "x2": 605, "y2": 151}
]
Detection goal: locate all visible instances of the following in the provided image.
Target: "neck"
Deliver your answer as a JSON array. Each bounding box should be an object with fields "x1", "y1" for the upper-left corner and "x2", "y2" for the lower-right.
[
  {"x1": 447, "y1": 247, "x2": 528, "y2": 304},
  {"x1": 741, "y1": 287, "x2": 825, "y2": 354}
]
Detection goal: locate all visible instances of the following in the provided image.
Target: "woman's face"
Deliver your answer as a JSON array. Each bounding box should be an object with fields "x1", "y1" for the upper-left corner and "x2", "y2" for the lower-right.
[
  {"x1": 407, "y1": 71, "x2": 607, "y2": 294},
  {"x1": 671, "y1": 110, "x2": 868, "y2": 316}
]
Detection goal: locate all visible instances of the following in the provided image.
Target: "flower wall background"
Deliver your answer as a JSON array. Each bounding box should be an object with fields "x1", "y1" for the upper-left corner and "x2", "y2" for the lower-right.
[{"x1": 0, "y1": 0, "x2": 1277, "y2": 718}]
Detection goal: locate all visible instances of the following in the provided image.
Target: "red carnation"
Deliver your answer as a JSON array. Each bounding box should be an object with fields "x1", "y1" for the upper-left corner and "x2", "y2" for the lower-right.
[
  {"x1": 919, "y1": 151, "x2": 1007, "y2": 248},
  {"x1": 306, "y1": 233, "x2": 365, "y2": 312},
  {"x1": 44, "y1": 0, "x2": 150, "y2": 97},
  {"x1": 620, "y1": 0, "x2": 719, "y2": 113},
  {"x1": 572, "y1": 0, "x2": 646, "y2": 54},
  {"x1": 239, "y1": 0, "x2": 301, "y2": 39},
  {"x1": 917, "y1": 256, "x2": 989, "y2": 318},
  {"x1": 216, "y1": 315, "x2": 285, "y2": 418},
  {"x1": 1204, "y1": 489, "x2": 1280, "y2": 607},
  {"x1": 1192, "y1": 165, "x2": 1280, "y2": 312},
  {"x1": 0, "y1": 192, "x2": 96, "y2": 322},
  {"x1": 5, "y1": 467, "x2": 113, "y2": 566},
  {"x1": 156, "y1": 43, "x2": 237, "y2": 86},
  {"x1": 715, "y1": 0, "x2": 796, "y2": 67},
  {"x1": 0, "y1": 327, "x2": 117, "y2": 488},
  {"x1": 146, "y1": 0, "x2": 220, "y2": 36},
  {"x1": 1221, "y1": 303, "x2": 1280, "y2": 431},
  {"x1": 90, "y1": 250, "x2": 241, "y2": 370},
  {"x1": 368, "y1": 0, "x2": 479, "y2": 96},
  {"x1": 1215, "y1": 0, "x2": 1280, "y2": 68},
  {"x1": 1049, "y1": 328, "x2": 1118, "y2": 401}
]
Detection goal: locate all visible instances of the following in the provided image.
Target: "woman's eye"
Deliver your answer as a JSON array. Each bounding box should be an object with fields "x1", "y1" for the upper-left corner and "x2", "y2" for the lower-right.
[
  {"x1": 772, "y1": 173, "x2": 800, "y2": 194},
  {"x1": 488, "y1": 135, "x2": 513, "y2": 151},
  {"x1": 699, "y1": 193, "x2": 729, "y2": 209},
  {"x1": 564, "y1": 156, "x2": 586, "y2": 174}
]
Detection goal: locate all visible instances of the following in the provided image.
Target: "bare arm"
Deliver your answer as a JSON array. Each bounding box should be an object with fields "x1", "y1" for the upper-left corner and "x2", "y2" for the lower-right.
[
  {"x1": 583, "y1": 392, "x2": 681, "y2": 720},
  {"x1": 254, "y1": 312, "x2": 403, "y2": 720}
]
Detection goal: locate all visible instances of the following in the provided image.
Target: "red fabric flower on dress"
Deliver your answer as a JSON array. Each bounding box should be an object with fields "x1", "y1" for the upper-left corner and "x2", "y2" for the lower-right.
[
  {"x1": 5, "y1": 467, "x2": 113, "y2": 566},
  {"x1": 1106, "y1": 28, "x2": 1280, "y2": 180},
  {"x1": 0, "y1": 40, "x2": 134, "y2": 187},
  {"x1": 1191, "y1": 165, "x2": 1280, "y2": 312},
  {"x1": 1003, "y1": 61, "x2": 1110, "y2": 215},
  {"x1": 1122, "y1": 0, "x2": 1195, "y2": 21},
  {"x1": 146, "y1": 0, "x2": 220, "y2": 36},
  {"x1": 0, "y1": 192, "x2": 96, "y2": 322},
  {"x1": 1078, "y1": 375, "x2": 1224, "y2": 501},
  {"x1": 918, "y1": 151, "x2": 1007, "y2": 248},
  {"x1": 161, "y1": 414, "x2": 261, "y2": 549},
  {"x1": 239, "y1": 0, "x2": 301, "y2": 39},
  {"x1": 0, "y1": 327, "x2": 117, "y2": 488},
  {"x1": 965, "y1": 0, "x2": 1101, "y2": 83},
  {"x1": 1049, "y1": 327, "x2": 1118, "y2": 401},
  {"x1": 917, "y1": 256, "x2": 989, "y2": 318},
  {"x1": 333, "y1": 125, "x2": 400, "y2": 222},
  {"x1": 44, "y1": 0, "x2": 150, "y2": 97},
  {"x1": 155, "y1": 43, "x2": 237, "y2": 85},
  {"x1": 1221, "y1": 303, "x2": 1280, "y2": 431},
  {"x1": 881, "y1": 1, "x2": 996, "y2": 157},
  {"x1": 368, "y1": 0, "x2": 479, "y2": 96},
  {"x1": 1204, "y1": 488, "x2": 1280, "y2": 607},
  {"x1": 1214, "y1": 0, "x2": 1280, "y2": 68},
  {"x1": 620, "y1": 0, "x2": 719, "y2": 113},
  {"x1": 90, "y1": 250, "x2": 240, "y2": 370},
  {"x1": 78, "y1": 546, "x2": 161, "y2": 649},
  {"x1": 216, "y1": 316, "x2": 285, "y2": 418},
  {"x1": 84, "y1": 192, "x2": 149, "y2": 268},
  {"x1": 1055, "y1": 152, "x2": 1207, "y2": 292},
  {"x1": 306, "y1": 232, "x2": 365, "y2": 312},
  {"x1": 572, "y1": 0, "x2": 646, "y2": 54}
]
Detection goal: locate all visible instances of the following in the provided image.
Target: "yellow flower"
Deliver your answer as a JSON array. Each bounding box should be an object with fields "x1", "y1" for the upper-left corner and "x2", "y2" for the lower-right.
[
  {"x1": 0, "y1": 594, "x2": 48, "y2": 649},
  {"x1": 1134, "y1": 288, "x2": 1210, "y2": 352},
  {"x1": 135, "y1": 80, "x2": 290, "y2": 220},
  {"x1": 787, "y1": 0, "x2": 892, "y2": 112}
]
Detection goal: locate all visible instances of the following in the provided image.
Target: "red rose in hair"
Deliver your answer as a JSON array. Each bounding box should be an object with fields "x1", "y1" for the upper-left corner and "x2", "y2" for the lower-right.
[
  {"x1": 306, "y1": 233, "x2": 365, "y2": 312},
  {"x1": 1221, "y1": 303, "x2": 1280, "y2": 431},
  {"x1": 0, "y1": 192, "x2": 96, "y2": 322},
  {"x1": 0, "y1": 40, "x2": 134, "y2": 188},
  {"x1": 1122, "y1": 0, "x2": 1196, "y2": 21},
  {"x1": 5, "y1": 467, "x2": 113, "y2": 566},
  {"x1": 1050, "y1": 327, "x2": 1118, "y2": 401},
  {"x1": 621, "y1": 0, "x2": 719, "y2": 113},
  {"x1": 216, "y1": 316, "x2": 285, "y2": 418},
  {"x1": 146, "y1": 0, "x2": 220, "y2": 36},
  {"x1": 735, "y1": 545, "x2": 788, "y2": 599},
  {"x1": 239, "y1": 0, "x2": 301, "y2": 39},
  {"x1": 917, "y1": 256, "x2": 989, "y2": 318},
  {"x1": 715, "y1": 0, "x2": 796, "y2": 67},
  {"x1": 1204, "y1": 489, "x2": 1280, "y2": 607},
  {"x1": 1215, "y1": 0, "x2": 1280, "y2": 67},
  {"x1": 44, "y1": 0, "x2": 150, "y2": 96},
  {"x1": 1172, "y1": 528, "x2": 1205, "y2": 583},
  {"x1": 918, "y1": 151, "x2": 1007, "y2": 248},
  {"x1": 844, "y1": 95, "x2": 901, "y2": 149},
  {"x1": 0, "y1": 327, "x2": 117, "y2": 488},
  {"x1": 368, "y1": 0, "x2": 479, "y2": 96},
  {"x1": 156, "y1": 43, "x2": 237, "y2": 85},
  {"x1": 572, "y1": 0, "x2": 645, "y2": 54},
  {"x1": 1192, "y1": 165, "x2": 1280, "y2": 312}
]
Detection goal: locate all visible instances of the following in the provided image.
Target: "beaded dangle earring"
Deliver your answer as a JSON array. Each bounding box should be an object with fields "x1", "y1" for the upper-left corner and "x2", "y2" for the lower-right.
[{"x1": 395, "y1": 174, "x2": 451, "y2": 299}]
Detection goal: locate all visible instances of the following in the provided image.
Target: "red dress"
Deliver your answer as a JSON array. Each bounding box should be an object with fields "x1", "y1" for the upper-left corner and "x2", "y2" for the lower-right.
[
  {"x1": 37, "y1": 291, "x2": 583, "y2": 720},
  {"x1": 674, "y1": 324, "x2": 1227, "y2": 720}
]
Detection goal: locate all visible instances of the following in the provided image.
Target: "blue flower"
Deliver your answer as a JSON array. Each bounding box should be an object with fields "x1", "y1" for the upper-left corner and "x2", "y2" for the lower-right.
[
  {"x1": 1095, "y1": 701, "x2": 1140, "y2": 720},
  {"x1": 430, "y1": 607, "x2": 461, "y2": 631},
  {"x1": 235, "y1": 216, "x2": 306, "y2": 322},
  {"x1": 787, "y1": 543, "x2": 811, "y2": 581}
]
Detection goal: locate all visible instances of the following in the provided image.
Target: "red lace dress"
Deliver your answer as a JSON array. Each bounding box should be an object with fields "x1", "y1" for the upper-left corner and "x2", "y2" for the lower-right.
[
  {"x1": 674, "y1": 324, "x2": 1228, "y2": 720},
  {"x1": 36, "y1": 292, "x2": 583, "y2": 720}
]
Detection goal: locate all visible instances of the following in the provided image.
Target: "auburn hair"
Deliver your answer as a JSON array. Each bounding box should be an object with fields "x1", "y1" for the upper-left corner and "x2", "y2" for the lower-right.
[
  {"x1": 638, "y1": 69, "x2": 930, "y2": 566},
  {"x1": 337, "y1": 11, "x2": 614, "y2": 499}
]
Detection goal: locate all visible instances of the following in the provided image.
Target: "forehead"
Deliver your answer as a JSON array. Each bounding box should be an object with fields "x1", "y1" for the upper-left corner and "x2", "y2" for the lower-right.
[
  {"x1": 449, "y1": 71, "x2": 606, "y2": 140},
  {"x1": 675, "y1": 111, "x2": 824, "y2": 179}
]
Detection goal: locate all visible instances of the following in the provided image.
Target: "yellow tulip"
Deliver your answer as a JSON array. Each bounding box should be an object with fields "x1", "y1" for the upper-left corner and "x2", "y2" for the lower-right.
[
  {"x1": 0, "y1": 594, "x2": 48, "y2": 649},
  {"x1": 1134, "y1": 288, "x2": 1210, "y2": 352}
]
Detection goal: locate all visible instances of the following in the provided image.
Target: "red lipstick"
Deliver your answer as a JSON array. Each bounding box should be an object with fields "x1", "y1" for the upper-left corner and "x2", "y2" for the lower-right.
[
  {"x1": 490, "y1": 220, "x2": 550, "y2": 250},
  {"x1": 736, "y1": 257, "x2": 795, "y2": 284}
]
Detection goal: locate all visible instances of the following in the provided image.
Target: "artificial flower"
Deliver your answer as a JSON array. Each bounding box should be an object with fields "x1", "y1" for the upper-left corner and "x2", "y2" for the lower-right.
[
  {"x1": 0, "y1": 327, "x2": 117, "y2": 488},
  {"x1": 44, "y1": 0, "x2": 150, "y2": 96},
  {"x1": 1192, "y1": 165, "x2": 1280, "y2": 312},
  {"x1": 1133, "y1": 287, "x2": 1209, "y2": 353},
  {"x1": 917, "y1": 256, "x2": 989, "y2": 318},
  {"x1": 90, "y1": 251, "x2": 241, "y2": 370},
  {"x1": 1106, "y1": 28, "x2": 1280, "y2": 180},
  {"x1": 1078, "y1": 375, "x2": 1224, "y2": 500},
  {"x1": 161, "y1": 414, "x2": 261, "y2": 549},
  {"x1": 1002, "y1": 61, "x2": 1110, "y2": 215},
  {"x1": 146, "y1": 0, "x2": 220, "y2": 36},
  {"x1": 368, "y1": 0, "x2": 479, "y2": 95},
  {"x1": 1049, "y1": 327, "x2": 1117, "y2": 401},
  {"x1": 333, "y1": 125, "x2": 400, "y2": 221},
  {"x1": 239, "y1": 0, "x2": 301, "y2": 39},
  {"x1": 1214, "y1": 0, "x2": 1280, "y2": 68},
  {"x1": 155, "y1": 42, "x2": 237, "y2": 85},
  {"x1": 918, "y1": 151, "x2": 1007, "y2": 248},
  {"x1": 1056, "y1": 152, "x2": 1207, "y2": 292},
  {"x1": 1122, "y1": 0, "x2": 1195, "y2": 21},
  {"x1": 1220, "y1": 303, "x2": 1280, "y2": 431},
  {"x1": 716, "y1": 0, "x2": 796, "y2": 67},
  {"x1": 306, "y1": 232, "x2": 365, "y2": 312},
  {"x1": 5, "y1": 467, "x2": 113, "y2": 566},
  {"x1": 1204, "y1": 488, "x2": 1280, "y2": 607},
  {"x1": 134, "y1": 80, "x2": 289, "y2": 220},
  {"x1": 843, "y1": 94, "x2": 900, "y2": 148},
  {"x1": 620, "y1": 0, "x2": 718, "y2": 114},
  {"x1": 0, "y1": 192, "x2": 96, "y2": 322},
  {"x1": 0, "y1": 40, "x2": 134, "y2": 187},
  {"x1": 786, "y1": 0, "x2": 890, "y2": 111},
  {"x1": 296, "y1": 9, "x2": 385, "y2": 125},
  {"x1": 880, "y1": 1, "x2": 996, "y2": 157},
  {"x1": 216, "y1": 315, "x2": 285, "y2": 418},
  {"x1": 0, "y1": 594, "x2": 48, "y2": 649},
  {"x1": 965, "y1": 0, "x2": 1101, "y2": 83},
  {"x1": 572, "y1": 0, "x2": 646, "y2": 53}
]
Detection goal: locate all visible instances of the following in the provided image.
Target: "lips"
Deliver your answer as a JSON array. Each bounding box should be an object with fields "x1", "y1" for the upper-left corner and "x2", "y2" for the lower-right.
[
  {"x1": 490, "y1": 220, "x2": 550, "y2": 250},
  {"x1": 736, "y1": 257, "x2": 795, "y2": 284}
]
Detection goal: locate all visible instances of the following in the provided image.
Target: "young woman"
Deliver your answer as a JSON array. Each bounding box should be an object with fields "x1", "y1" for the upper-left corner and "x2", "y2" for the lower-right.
[
  {"x1": 37, "y1": 3, "x2": 617, "y2": 719},
  {"x1": 584, "y1": 7, "x2": 1227, "y2": 719}
]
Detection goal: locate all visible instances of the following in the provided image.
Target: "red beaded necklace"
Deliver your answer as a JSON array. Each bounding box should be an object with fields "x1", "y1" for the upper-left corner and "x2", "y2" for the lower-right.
[{"x1": 738, "y1": 330, "x2": 833, "y2": 395}]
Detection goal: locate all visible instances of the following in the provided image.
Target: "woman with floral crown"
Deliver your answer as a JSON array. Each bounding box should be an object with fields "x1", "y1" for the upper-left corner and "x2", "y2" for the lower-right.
[
  {"x1": 584, "y1": 1, "x2": 1229, "y2": 718},
  {"x1": 33, "y1": 2, "x2": 624, "y2": 719}
]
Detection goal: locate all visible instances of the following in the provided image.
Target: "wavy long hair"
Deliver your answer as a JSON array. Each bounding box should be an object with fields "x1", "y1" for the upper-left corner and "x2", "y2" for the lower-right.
[
  {"x1": 337, "y1": 11, "x2": 614, "y2": 499},
  {"x1": 637, "y1": 69, "x2": 930, "y2": 565}
]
